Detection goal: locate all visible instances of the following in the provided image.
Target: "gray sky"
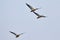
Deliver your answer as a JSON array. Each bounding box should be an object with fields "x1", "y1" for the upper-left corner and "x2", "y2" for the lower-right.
[{"x1": 0, "y1": 0, "x2": 60, "y2": 40}]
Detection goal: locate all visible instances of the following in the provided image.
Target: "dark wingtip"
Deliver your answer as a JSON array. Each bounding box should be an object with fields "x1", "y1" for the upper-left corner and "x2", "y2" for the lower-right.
[
  {"x1": 26, "y1": 3, "x2": 29, "y2": 6},
  {"x1": 9, "y1": 31, "x2": 13, "y2": 33},
  {"x1": 26, "y1": 3, "x2": 28, "y2": 5}
]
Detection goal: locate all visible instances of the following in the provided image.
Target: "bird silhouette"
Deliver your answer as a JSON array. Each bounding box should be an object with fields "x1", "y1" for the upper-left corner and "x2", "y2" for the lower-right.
[
  {"x1": 33, "y1": 12, "x2": 46, "y2": 19},
  {"x1": 26, "y1": 3, "x2": 39, "y2": 12},
  {"x1": 26, "y1": 3, "x2": 46, "y2": 19},
  {"x1": 9, "y1": 31, "x2": 24, "y2": 38}
]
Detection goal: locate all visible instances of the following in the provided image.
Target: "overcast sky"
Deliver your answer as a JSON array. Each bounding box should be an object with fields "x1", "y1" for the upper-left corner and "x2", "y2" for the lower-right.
[{"x1": 0, "y1": 0, "x2": 60, "y2": 40}]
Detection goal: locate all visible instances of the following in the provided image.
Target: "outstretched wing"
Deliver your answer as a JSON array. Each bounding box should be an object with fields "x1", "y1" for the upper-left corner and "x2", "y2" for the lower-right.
[
  {"x1": 33, "y1": 12, "x2": 40, "y2": 16},
  {"x1": 26, "y1": 3, "x2": 34, "y2": 10},
  {"x1": 33, "y1": 12, "x2": 46, "y2": 19},
  {"x1": 9, "y1": 31, "x2": 16, "y2": 35}
]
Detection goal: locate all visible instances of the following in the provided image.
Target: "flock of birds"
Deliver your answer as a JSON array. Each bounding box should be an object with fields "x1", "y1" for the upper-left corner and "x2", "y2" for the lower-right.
[{"x1": 9, "y1": 3, "x2": 46, "y2": 38}]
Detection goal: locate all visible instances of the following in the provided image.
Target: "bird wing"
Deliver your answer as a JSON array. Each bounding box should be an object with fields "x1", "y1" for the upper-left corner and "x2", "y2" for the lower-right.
[
  {"x1": 26, "y1": 3, "x2": 34, "y2": 10},
  {"x1": 9, "y1": 31, "x2": 16, "y2": 35},
  {"x1": 33, "y1": 12, "x2": 40, "y2": 16}
]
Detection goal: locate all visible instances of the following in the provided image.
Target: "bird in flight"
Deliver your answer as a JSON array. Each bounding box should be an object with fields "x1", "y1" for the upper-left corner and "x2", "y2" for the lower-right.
[
  {"x1": 9, "y1": 31, "x2": 24, "y2": 38},
  {"x1": 26, "y1": 3, "x2": 40, "y2": 12},
  {"x1": 33, "y1": 12, "x2": 46, "y2": 19},
  {"x1": 26, "y1": 3, "x2": 46, "y2": 19}
]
